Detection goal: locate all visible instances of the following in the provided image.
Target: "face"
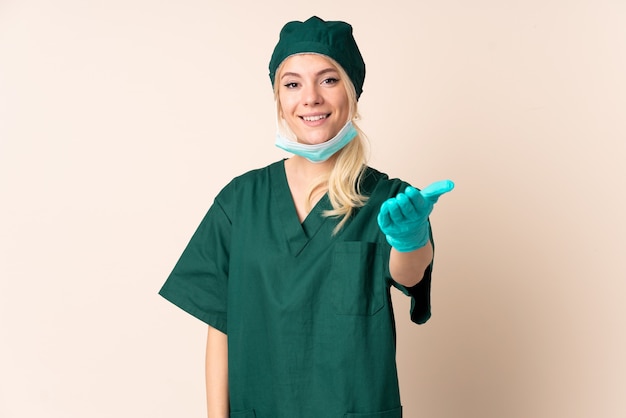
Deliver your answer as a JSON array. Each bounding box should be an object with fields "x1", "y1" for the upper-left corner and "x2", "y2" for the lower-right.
[{"x1": 277, "y1": 54, "x2": 350, "y2": 145}]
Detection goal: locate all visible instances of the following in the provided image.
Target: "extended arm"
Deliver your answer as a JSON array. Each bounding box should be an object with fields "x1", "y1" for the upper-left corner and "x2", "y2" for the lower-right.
[
  {"x1": 378, "y1": 180, "x2": 454, "y2": 286},
  {"x1": 206, "y1": 325, "x2": 229, "y2": 418},
  {"x1": 389, "y1": 240, "x2": 434, "y2": 287}
]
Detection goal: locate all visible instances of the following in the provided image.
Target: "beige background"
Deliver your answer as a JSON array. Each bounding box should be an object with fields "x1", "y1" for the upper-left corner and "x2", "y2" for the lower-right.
[{"x1": 1, "y1": 1, "x2": 625, "y2": 417}]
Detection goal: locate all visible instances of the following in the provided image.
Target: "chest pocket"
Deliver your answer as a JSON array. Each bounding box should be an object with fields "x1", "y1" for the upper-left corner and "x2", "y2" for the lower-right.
[{"x1": 331, "y1": 242, "x2": 385, "y2": 316}]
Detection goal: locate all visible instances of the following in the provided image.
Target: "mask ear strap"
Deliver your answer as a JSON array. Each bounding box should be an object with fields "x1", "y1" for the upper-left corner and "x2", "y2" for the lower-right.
[{"x1": 275, "y1": 115, "x2": 295, "y2": 142}]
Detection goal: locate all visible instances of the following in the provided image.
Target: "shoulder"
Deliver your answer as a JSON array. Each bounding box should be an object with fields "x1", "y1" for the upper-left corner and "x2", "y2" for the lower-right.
[
  {"x1": 233, "y1": 160, "x2": 282, "y2": 183},
  {"x1": 215, "y1": 160, "x2": 282, "y2": 204},
  {"x1": 362, "y1": 166, "x2": 412, "y2": 200},
  {"x1": 220, "y1": 160, "x2": 282, "y2": 191},
  {"x1": 227, "y1": 160, "x2": 281, "y2": 186}
]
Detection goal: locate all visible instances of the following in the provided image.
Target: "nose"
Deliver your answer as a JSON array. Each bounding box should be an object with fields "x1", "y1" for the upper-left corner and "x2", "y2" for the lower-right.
[{"x1": 302, "y1": 83, "x2": 323, "y2": 106}]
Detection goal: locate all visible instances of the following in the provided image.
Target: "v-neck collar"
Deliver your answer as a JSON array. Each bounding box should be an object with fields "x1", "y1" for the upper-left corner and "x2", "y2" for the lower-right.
[{"x1": 270, "y1": 160, "x2": 333, "y2": 257}]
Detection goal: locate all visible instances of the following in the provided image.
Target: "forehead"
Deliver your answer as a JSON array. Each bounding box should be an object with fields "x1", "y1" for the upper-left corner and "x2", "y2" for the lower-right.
[{"x1": 279, "y1": 53, "x2": 339, "y2": 75}]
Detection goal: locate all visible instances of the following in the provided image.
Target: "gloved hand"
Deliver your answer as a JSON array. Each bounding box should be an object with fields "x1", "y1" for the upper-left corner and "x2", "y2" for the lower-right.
[{"x1": 377, "y1": 180, "x2": 455, "y2": 252}]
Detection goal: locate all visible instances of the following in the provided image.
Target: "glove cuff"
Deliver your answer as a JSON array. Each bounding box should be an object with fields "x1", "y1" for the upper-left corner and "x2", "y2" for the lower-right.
[{"x1": 385, "y1": 221, "x2": 431, "y2": 252}]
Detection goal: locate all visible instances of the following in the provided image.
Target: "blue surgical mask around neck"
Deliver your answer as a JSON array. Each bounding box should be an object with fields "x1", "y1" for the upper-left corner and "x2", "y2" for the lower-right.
[{"x1": 274, "y1": 120, "x2": 358, "y2": 163}]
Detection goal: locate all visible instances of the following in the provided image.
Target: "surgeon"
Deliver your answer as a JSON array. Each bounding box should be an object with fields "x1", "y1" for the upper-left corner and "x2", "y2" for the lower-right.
[{"x1": 159, "y1": 16, "x2": 454, "y2": 418}]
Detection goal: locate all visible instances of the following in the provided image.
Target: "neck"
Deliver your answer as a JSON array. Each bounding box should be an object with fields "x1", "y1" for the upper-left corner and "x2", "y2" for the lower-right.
[
  {"x1": 283, "y1": 154, "x2": 336, "y2": 222},
  {"x1": 286, "y1": 154, "x2": 337, "y2": 181}
]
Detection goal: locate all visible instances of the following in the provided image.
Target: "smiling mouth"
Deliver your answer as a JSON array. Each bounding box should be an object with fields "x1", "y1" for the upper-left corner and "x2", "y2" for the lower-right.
[{"x1": 301, "y1": 114, "x2": 330, "y2": 122}]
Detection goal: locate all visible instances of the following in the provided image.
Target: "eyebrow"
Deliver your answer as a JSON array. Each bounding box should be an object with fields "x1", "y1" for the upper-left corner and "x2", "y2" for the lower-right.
[{"x1": 280, "y1": 68, "x2": 338, "y2": 80}]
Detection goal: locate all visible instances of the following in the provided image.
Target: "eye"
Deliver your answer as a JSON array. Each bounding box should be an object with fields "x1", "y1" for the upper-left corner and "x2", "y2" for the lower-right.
[
  {"x1": 283, "y1": 82, "x2": 299, "y2": 89},
  {"x1": 322, "y1": 77, "x2": 339, "y2": 85}
]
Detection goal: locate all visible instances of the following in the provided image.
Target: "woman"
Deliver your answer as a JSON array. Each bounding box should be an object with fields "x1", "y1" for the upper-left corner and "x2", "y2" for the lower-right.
[{"x1": 159, "y1": 16, "x2": 454, "y2": 418}]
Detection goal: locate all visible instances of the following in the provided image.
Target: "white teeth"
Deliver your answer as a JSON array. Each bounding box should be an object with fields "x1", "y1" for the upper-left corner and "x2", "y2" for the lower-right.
[{"x1": 302, "y1": 114, "x2": 327, "y2": 122}]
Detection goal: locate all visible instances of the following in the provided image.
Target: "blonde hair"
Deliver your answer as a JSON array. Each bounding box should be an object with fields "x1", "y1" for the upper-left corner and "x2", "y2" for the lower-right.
[{"x1": 274, "y1": 54, "x2": 369, "y2": 233}]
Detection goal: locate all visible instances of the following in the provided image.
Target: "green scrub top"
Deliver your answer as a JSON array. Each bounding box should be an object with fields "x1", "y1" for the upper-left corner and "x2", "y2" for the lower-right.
[{"x1": 159, "y1": 160, "x2": 433, "y2": 418}]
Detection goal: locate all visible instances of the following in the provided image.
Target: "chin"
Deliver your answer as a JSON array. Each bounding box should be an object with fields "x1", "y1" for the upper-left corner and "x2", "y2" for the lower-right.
[
  {"x1": 306, "y1": 130, "x2": 339, "y2": 144},
  {"x1": 304, "y1": 138, "x2": 331, "y2": 145},
  {"x1": 295, "y1": 135, "x2": 324, "y2": 145}
]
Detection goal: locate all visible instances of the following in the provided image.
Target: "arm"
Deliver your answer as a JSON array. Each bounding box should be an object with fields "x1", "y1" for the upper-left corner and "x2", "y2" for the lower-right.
[
  {"x1": 378, "y1": 180, "x2": 454, "y2": 286},
  {"x1": 389, "y1": 240, "x2": 433, "y2": 287},
  {"x1": 206, "y1": 325, "x2": 228, "y2": 418}
]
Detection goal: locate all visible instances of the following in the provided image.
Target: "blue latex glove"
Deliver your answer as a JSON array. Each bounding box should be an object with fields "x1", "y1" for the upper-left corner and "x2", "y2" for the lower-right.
[{"x1": 377, "y1": 180, "x2": 455, "y2": 252}]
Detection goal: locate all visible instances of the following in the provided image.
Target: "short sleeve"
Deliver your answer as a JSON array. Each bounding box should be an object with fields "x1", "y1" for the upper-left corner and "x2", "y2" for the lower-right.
[
  {"x1": 158, "y1": 198, "x2": 231, "y2": 333},
  {"x1": 393, "y1": 263, "x2": 433, "y2": 324},
  {"x1": 391, "y1": 220, "x2": 434, "y2": 325}
]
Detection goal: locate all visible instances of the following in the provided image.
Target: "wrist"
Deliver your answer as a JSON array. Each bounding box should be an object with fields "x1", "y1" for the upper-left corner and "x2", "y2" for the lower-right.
[{"x1": 385, "y1": 223, "x2": 430, "y2": 252}]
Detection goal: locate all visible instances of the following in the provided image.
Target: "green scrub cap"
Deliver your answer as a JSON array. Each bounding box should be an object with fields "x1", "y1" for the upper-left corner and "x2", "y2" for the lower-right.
[{"x1": 269, "y1": 16, "x2": 366, "y2": 99}]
